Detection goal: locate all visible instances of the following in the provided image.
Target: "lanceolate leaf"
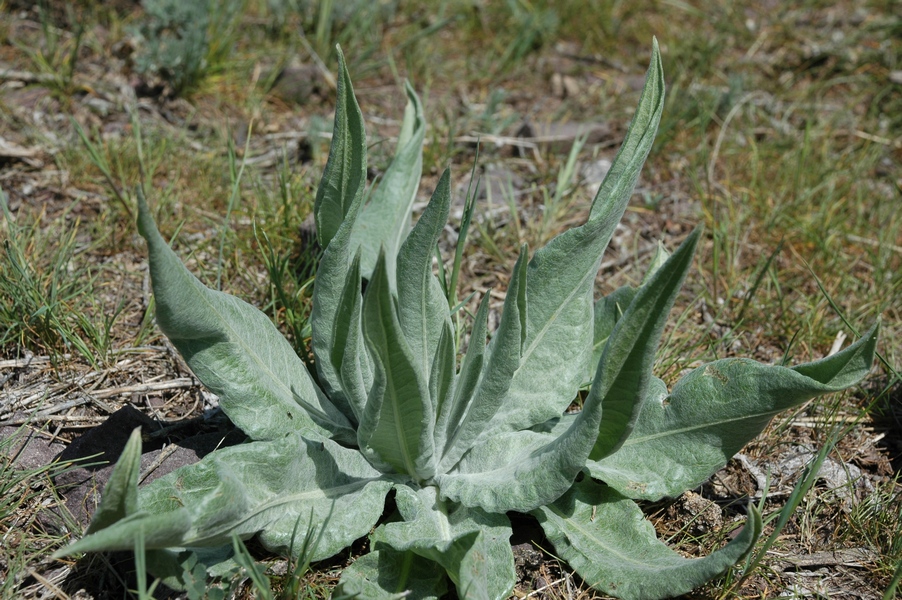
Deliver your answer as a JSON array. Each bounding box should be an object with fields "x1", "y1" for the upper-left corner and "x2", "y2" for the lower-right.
[
  {"x1": 434, "y1": 293, "x2": 489, "y2": 454},
  {"x1": 587, "y1": 322, "x2": 879, "y2": 500},
  {"x1": 372, "y1": 486, "x2": 516, "y2": 600},
  {"x1": 396, "y1": 169, "x2": 453, "y2": 381},
  {"x1": 534, "y1": 477, "x2": 762, "y2": 600},
  {"x1": 353, "y1": 81, "x2": 426, "y2": 280},
  {"x1": 58, "y1": 436, "x2": 392, "y2": 562},
  {"x1": 487, "y1": 40, "x2": 666, "y2": 435},
  {"x1": 55, "y1": 509, "x2": 193, "y2": 557},
  {"x1": 314, "y1": 46, "x2": 367, "y2": 249},
  {"x1": 438, "y1": 246, "x2": 527, "y2": 473},
  {"x1": 588, "y1": 244, "x2": 670, "y2": 386},
  {"x1": 333, "y1": 252, "x2": 370, "y2": 421},
  {"x1": 430, "y1": 319, "x2": 457, "y2": 444},
  {"x1": 359, "y1": 251, "x2": 435, "y2": 480},
  {"x1": 589, "y1": 40, "x2": 665, "y2": 222},
  {"x1": 589, "y1": 228, "x2": 700, "y2": 461},
  {"x1": 137, "y1": 192, "x2": 354, "y2": 444},
  {"x1": 311, "y1": 183, "x2": 368, "y2": 410}
]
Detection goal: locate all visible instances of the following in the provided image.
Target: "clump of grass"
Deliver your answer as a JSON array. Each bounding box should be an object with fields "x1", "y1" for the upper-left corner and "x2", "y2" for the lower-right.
[
  {"x1": 848, "y1": 475, "x2": 902, "y2": 583},
  {"x1": 11, "y1": 0, "x2": 87, "y2": 101},
  {"x1": 0, "y1": 192, "x2": 107, "y2": 366},
  {"x1": 0, "y1": 425, "x2": 83, "y2": 597}
]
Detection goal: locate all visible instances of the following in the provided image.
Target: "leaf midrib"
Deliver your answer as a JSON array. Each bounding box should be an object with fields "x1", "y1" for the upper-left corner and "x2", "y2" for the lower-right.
[
  {"x1": 372, "y1": 319, "x2": 419, "y2": 477},
  {"x1": 548, "y1": 503, "x2": 687, "y2": 570},
  {"x1": 619, "y1": 409, "x2": 783, "y2": 446},
  {"x1": 185, "y1": 478, "x2": 383, "y2": 543},
  {"x1": 517, "y1": 253, "x2": 597, "y2": 374}
]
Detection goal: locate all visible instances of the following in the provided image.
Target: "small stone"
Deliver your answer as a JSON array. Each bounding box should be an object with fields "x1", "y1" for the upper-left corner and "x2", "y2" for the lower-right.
[
  {"x1": 513, "y1": 542, "x2": 544, "y2": 580},
  {"x1": 668, "y1": 490, "x2": 723, "y2": 535},
  {"x1": 269, "y1": 63, "x2": 329, "y2": 105}
]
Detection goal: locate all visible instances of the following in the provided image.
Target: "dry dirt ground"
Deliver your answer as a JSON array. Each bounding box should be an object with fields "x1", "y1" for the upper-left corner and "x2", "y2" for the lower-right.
[{"x1": 1, "y1": 2, "x2": 900, "y2": 599}]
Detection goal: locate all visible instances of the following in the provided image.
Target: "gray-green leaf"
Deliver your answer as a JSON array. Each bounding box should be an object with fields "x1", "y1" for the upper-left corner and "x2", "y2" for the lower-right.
[
  {"x1": 434, "y1": 390, "x2": 602, "y2": 514},
  {"x1": 310, "y1": 50, "x2": 370, "y2": 410},
  {"x1": 314, "y1": 46, "x2": 367, "y2": 249},
  {"x1": 587, "y1": 322, "x2": 879, "y2": 500},
  {"x1": 359, "y1": 250, "x2": 435, "y2": 480},
  {"x1": 372, "y1": 485, "x2": 516, "y2": 600},
  {"x1": 137, "y1": 191, "x2": 354, "y2": 444},
  {"x1": 396, "y1": 169, "x2": 453, "y2": 384},
  {"x1": 333, "y1": 251, "x2": 371, "y2": 421},
  {"x1": 486, "y1": 39, "x2": 666, "y2": 434},
  {"x1": 336, "y1": 548, "x2": 448, "y2": 600},
  {"x1": 438, "y1": 245, "x2": 526, "y2": 473},
  {"x1": 352, "y1": 80, "x2": 426, "y2": 280},
  {"x1": 59, "y1": 435, "x2": 392, "y2": 562},
  {"x1": 534, "y1": 477, "x2": 761, "y2": 600},
  {"x1": 589, "y1": 228, "x2": 700, "y2": 461},
  {"x1": 84, "y1": 427, "x2": 142, "y2": 534}
]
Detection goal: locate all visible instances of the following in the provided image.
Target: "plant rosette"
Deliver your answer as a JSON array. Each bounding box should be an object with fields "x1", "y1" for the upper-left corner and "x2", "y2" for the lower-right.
[{"x1": 56, "y1": 41, "x2": 878, "y2": 600}]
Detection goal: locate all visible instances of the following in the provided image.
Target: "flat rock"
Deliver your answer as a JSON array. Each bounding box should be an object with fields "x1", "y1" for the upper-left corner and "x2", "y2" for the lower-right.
[{"x1": 0, "y1": 424, "x2": 67, "y2": 471}]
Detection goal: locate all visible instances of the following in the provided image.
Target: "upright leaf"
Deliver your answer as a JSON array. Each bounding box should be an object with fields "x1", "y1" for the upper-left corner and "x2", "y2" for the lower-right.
[
  {"x1": 352, "y1": 81, "x2": 427, "y2": 280},
  {"x1": 358, "y1": 251, "x2": 435, "y2": 480},
  {"x1": 587, "y1": 242, "x2": 669, "y2": 385},
  {"x1": 589, "y1": 227, "x2": 700, "y2": 460},
  {"x1": 487, "y1": 40, "x2": 666, "y2": 434},
  {"x1": 587, "y1": 322, "x2": 879, "y2": 500},
  {"x1": 314, "y1": 46, "x2": 367, "y2": 249},
  {"x1": 534, "y1": 477, "x2": 761, "y2": 600},
  {"x1": 396, "y1": 170, "x2": 453, "y2": 381},
  {"x1": 430, "y1": 318, "x2": 457, "y2": 446},
  {"x1": 84, "y1": 428, "x2": 142, "y2": 534},
  {"x1": 589, "y1": 40, "x2": 665, "y2": 222},
  {"x1": 333, "y1": 252, "x2": 371, "y2": 421},
  {"x1": 434, "y1": 293, "x2": 490, "y2": 454},
  {"x1": 438, "y1": 246, "x2": 527, "y2": 473},
  {"x1": 137, "y1": 192, "x2": 353, "y2": 444},
  {"x1": 310, "y1": 184, "x2": 368, "y2": 408}
]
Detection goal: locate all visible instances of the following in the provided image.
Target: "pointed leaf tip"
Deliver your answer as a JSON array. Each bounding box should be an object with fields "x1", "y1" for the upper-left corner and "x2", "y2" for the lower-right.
[
  {"x1": 314, "y1": 44, "x2": 367, "y2": 249},
  {"x1": 84, "y1": 427, "x2": 143, "y2": 535}
]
